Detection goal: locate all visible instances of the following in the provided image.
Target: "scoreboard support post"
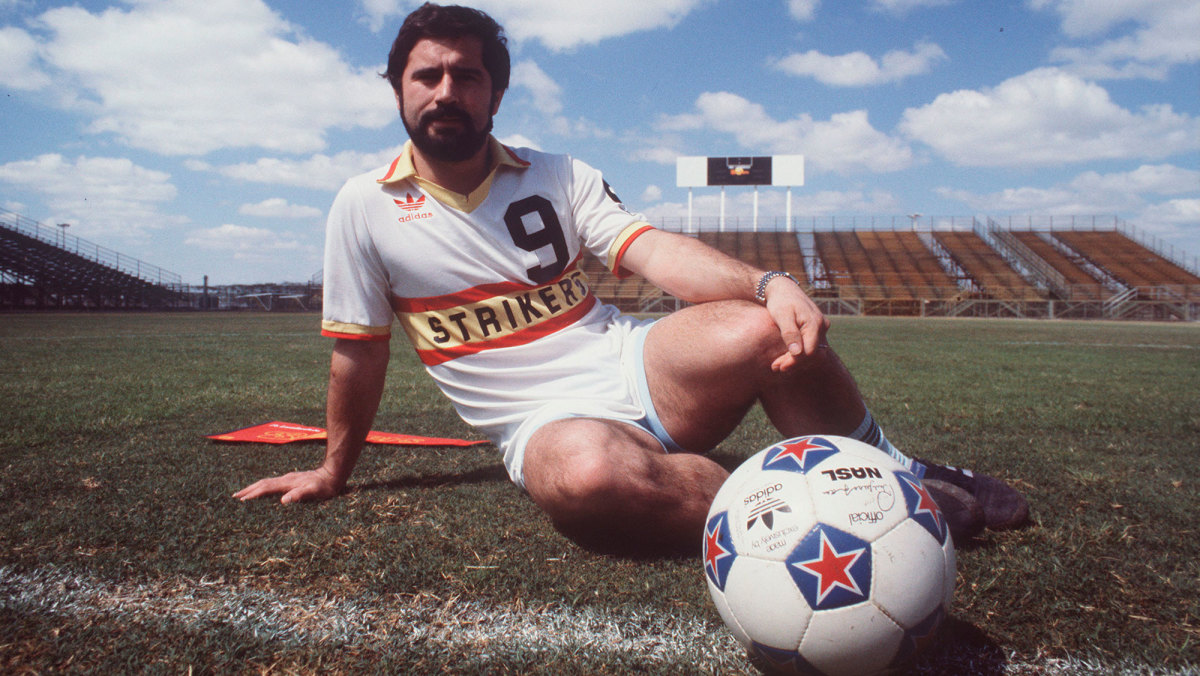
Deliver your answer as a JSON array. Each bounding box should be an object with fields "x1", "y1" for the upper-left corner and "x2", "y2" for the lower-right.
[{"x1": 676, "y1": 155, "x2": 804, "y2": 232}]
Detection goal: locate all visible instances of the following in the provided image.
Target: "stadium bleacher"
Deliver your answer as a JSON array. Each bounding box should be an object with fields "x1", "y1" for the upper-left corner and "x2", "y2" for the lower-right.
[
  {"x1": 3, "y1": 204, "x2": 1195, "y2": 319},
  {"x1": 809, "y1": 230, "x2": 960, "y2": 313},
  {"x1": 579, "y1": 223, "x2": 1196, "y2": 319},
  {"x1": 1052, "y1": 230, "x2": 1200, "y2": 300},
  {"x1": 933, "y1": 230, "x2": 1045, "y2": 302},
  {"x1": 996, "y1": 230, "x2": 1109, "y2": 301},
  {"x1": 0, "y1": 209, "x2": 185, "y2": 309}
]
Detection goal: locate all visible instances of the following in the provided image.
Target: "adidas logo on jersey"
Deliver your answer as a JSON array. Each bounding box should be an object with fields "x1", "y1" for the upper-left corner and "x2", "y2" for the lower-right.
[{"x1": 394, "y1": 193, "x2": 433, "y2": 222}]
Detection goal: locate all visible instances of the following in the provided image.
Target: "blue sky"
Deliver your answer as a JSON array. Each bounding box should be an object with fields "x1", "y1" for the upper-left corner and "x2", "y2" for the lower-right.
[{"x1": 1, "y1": 0, "x2": 1197, "y2": 285}]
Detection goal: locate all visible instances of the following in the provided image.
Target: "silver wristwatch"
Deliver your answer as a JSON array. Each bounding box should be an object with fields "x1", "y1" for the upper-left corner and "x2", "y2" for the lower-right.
[{"x1": 755, "y1": 270, "x2": 800, "y2": 303}]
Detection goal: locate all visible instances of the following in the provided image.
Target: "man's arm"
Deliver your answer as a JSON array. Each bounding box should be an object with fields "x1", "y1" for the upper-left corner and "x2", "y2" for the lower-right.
[
  {"x1": 234, "y1": 338, "x2": 390, "y2": 503},
  {"x1": 618, "y1": 228, "x2": 828, "y2": 370}
]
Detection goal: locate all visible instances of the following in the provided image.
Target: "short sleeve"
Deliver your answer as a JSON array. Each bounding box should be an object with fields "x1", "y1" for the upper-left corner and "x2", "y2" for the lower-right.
[
  {"x1": 567, "y1": 158, "x2": 653, "y2": 276},
  {"x1": 320, "y1": 178, "x2": 395, "y2": 340}
]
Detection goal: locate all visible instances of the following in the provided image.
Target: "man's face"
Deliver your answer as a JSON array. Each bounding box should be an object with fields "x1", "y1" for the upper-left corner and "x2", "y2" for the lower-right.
[{"x1": 398, "y1": 36, "x2": 502, "y2": 163}]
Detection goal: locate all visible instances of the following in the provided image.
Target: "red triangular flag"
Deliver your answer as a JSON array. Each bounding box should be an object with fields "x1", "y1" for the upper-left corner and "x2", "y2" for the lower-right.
[
  {"x1": 207, "y1": 421, "x2": 487, "y2": 447},
  {"x1": 207, "y1": 421, "x2": 325, "y2": 444}
]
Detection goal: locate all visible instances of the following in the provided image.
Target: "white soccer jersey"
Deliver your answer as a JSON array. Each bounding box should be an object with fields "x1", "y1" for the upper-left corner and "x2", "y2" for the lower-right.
[{"x1": 321, "y1": 137, "x2": 656, "y2": 467}]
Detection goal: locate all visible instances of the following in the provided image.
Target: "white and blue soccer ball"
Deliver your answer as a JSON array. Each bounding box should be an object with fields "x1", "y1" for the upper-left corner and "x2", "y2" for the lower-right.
[{"x1": 703, "y1": 435, "x2": 956, "y2": 676}]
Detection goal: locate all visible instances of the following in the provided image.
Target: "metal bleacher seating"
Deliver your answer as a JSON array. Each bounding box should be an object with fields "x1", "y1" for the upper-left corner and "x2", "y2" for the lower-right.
[
  {"x1": 933, "y1": 230, "x2": 1045, "y2": 302},
  {"x1": 580, "y1": 230, "x2": 809, "y2": 312},
  {"x1": 0, "y1": 211, "x2": 183, "y2": 309},
  {"x1": 698, "y1": 231, "x2": 807, "y2": 280},
  {"x1": 1002, "y1": 231, "x2": 1108, "y2": 300},
  {"x1": 812, "y1": 230, "x2": 958, "y2": 306},
  {"x1": 1052, "y1": 230, "x2": 1200, "y2": 300}
]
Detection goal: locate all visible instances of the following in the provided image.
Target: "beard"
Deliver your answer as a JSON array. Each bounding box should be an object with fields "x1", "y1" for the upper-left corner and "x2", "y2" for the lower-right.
[{"x1": 402, "y1": 102, "x2": 493, "y2": 163}]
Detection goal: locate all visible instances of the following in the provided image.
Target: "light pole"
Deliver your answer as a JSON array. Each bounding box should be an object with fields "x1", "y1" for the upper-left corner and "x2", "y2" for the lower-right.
[{"x1": 57, "y1": 222, "x2": 70, "y2": 247}]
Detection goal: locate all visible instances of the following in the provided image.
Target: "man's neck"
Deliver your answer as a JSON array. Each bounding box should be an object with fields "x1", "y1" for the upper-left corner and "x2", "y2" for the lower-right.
[{"x1": 411, "y1": 143, "x2": 492, "y2": 197}]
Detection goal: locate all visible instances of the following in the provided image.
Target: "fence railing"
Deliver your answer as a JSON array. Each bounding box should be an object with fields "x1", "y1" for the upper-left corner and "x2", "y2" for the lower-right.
[
  {"x1": 0, "y1": 207, "x2": 183, "y2": 288},
  {"x1": 652, "y1": 214, "x2": 1198, "y2": 277}
]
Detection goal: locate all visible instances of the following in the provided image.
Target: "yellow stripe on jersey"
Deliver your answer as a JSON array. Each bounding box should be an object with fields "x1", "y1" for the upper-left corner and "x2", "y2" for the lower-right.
[
  {"x1": 320, "y1": 320, "x2": 392, "y2": 341},
  {"x1": 394, "y1": 268, "x2": 595, "y2": 366},
  {"x1": 606, "y1": 221, "x2": 655, "y2": 277}
]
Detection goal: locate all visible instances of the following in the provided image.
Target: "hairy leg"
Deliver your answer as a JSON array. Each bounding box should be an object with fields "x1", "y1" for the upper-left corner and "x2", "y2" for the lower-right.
[
  {"x1": 522, "y1": 301, "x2": 879, "y2": 556},
  {"x1": 522, "y1": 418, "x2": 728, "y2": 556},
  {"x1": 643, "y1": 300, "x2": 869, "y2": 450}
]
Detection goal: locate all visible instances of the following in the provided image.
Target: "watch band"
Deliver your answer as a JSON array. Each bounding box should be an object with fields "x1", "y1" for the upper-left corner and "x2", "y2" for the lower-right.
[{"x1": 755, "y1": 270, "x2": 800, "y2": 302}]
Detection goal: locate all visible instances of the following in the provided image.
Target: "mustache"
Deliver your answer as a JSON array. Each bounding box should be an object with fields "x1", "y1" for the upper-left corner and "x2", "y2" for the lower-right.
[{"x1": 419, "y1": 105, "x2": 472, "y2": 127}]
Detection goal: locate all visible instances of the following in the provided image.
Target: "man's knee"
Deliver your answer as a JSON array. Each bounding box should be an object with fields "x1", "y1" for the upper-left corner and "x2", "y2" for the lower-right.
[
  {"x1": 683, "y1": 300, "x2": 794, "y2": 370},
  {"x1": 522, "y1": 422, "x2": 657, "y2": 523},
  {"x1": 541, "y1": 451, "x2": 633, "y2": 519}
]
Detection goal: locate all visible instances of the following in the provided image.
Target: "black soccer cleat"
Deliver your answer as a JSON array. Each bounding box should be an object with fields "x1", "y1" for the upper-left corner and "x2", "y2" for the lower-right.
[
  {"x1": 917, "y1": 459, "x2": 1030, "y2": 531},
  {"x1": 920, "y1": 478, "x2": 984, "y2": 542}
]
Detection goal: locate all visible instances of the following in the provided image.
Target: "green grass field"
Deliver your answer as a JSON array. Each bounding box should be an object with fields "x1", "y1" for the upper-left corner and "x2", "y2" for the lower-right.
[{"x1": 1, "y1": 312, "x2": 1197, "y2": 674}]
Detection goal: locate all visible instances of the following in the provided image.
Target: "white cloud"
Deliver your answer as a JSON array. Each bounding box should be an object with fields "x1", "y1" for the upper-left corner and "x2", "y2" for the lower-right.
[
  {"x1": 0, "y1": 154, "x2": 183, "y2": 239},
  {"x1": 356, "y1": 0, "x2": 715, "y2": 49},
  {"x1": 1136, "y1": 199, "x2": 1200, "y2": 250},
  {"x1": 1030, "y1": 0, "x2": 1179, "y2": 38},
  {"x1": 511, "y1": 60, "x2": 563, "y2": 116},
  {"x1": 640, "y1": 185, "x2": 664, "y2": 203},
  {"x1": 238, "y1": 198, "x2": 324, "y2": 220},
  {"x1": 1032, "y1": 0, "x2": 1200, "y2": 79},
  {"x1": 773, "y1": 41, "x2": 947, "y2": 87},
  {"x1": 505, "y1": 59, "x2": 610, "y2": 143},
  {"x1": 0, "y1": 26, "x2": 51, "y2": 90},
  {"x1": 798, "y1": 190, "x2": 901, "y2": 215},
  {"x1": 659, "y1": 92, "x2": 913, "y2": 175},
  {"x1": 26, "y1": 0, "x2": 393, "y2": 156},
  {"x1": 900, "y1": 68, "x2": 1200, "y2": 167},
  {"x1": 787, "y1": 0, "x2": 820, "y2": 21},
  {"x1": 498, "y1": 133, "x2": 542, "y2": 151},
  {"x1": 1143, "y1": 198, "x2": 1200, "y2": 221},
  {"x1": 871, "y1": 0, "x2": 954, "y2": 14},
  {"x1": 203, "y1": 146, "x2": 406, "y2": 191},
  {"x1": 936, "y1": 163, "x2": 1200, "y2": 215},
  {"x1": 1068, "y1": 164, "x2": 1200, "y2": 196},
  {"x1": 184, "y1": 223, "x2": 314, "y2": 262},
  {"x1": 629, "y1": 145, "x2": 684, "y2": 165},
  {"x1": 357, "y1": 0, "x2": 405, "y2": 32}
]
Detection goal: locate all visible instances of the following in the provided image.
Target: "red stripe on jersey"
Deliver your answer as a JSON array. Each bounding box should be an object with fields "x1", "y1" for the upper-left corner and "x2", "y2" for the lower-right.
[
  {"x1": 611, "y1": 224, "x2": 654, "y2": 279},
  {"x1": 321, "y1": 329, "x2": 391, "y2": 342},
  {"x1": 377, "y1": 154, "x2": 405, "y2": 183},
  {"x1": 503, "y1": 144, "x2": 531, "y2": 167},
  {"x1": 392, "y1": 254, "x2": 585, "y2": 313}
]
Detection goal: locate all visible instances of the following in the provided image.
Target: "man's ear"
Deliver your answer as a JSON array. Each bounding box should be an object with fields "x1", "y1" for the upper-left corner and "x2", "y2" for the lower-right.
[{"x1": 490, "y1": 88, "x2": 505, "y2": 116}]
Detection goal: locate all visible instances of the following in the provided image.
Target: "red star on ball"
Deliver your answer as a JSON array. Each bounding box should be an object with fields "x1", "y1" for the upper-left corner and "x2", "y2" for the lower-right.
[
  {"x1": 704, "y1": 516, "x2": 733, "y2": 580},
  {"x1": 794, "y1": 531, "x2": 866, "y2": 603},
  {"x1": 901, "y1": 474, "x2": 945, "y2": 531},
  {"x1": 766, "y1": 437, "x2": 834, "y2": 470}
]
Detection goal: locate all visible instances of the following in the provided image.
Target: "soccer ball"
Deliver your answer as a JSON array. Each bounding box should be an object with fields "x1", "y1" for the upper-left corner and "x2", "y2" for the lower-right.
[{"x1": 703, "y1": 435, "x2": 955, "y2": 675}]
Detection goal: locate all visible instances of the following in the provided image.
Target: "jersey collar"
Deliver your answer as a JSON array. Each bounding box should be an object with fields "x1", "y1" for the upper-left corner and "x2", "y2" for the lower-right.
[{"x1": 377, "y1": 136, "x2": 530, "y2": 213}]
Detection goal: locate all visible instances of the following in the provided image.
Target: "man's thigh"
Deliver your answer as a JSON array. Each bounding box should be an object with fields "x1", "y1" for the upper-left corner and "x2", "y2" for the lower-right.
[
  {"x1": 642, "y1": 300, "x2": 784, "y2": 452},
  {"x1": 521, "y1": 417, "x2": 668, "y2": 514},
  {"x1": 521, "y1": 416, "x2": 730, "y2": 554}
]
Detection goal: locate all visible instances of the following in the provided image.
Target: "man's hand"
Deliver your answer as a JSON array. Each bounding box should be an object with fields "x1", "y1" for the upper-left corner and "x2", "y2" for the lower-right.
[
  {"x1": 234, "y1": 338, "x2": 389, "y2": 506},
  {"x1": 616, "y1": 228, "x2": 831, "y2": 372},
  {"x1": 763, "y1": 276, "x2": 830, "y2": 372},
  {"x1": 233, "y1": 466, "x2": 344, "y2": 504}
]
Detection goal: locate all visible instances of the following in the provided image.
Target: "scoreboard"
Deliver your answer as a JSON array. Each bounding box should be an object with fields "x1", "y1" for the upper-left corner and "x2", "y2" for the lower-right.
[{"x1": 676, "y1": 155, "x2": 804, "y2": 187}]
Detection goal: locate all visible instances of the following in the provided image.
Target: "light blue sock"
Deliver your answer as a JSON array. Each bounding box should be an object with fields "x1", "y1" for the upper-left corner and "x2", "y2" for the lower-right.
[{"x1": 849, "y1": 411, "x2": 926, "y2": 478}]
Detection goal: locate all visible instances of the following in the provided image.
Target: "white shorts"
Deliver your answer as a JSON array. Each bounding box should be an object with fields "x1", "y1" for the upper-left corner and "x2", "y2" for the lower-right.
[{"x1": 502, "y1": 314, "x2": 684, "y2": 488}]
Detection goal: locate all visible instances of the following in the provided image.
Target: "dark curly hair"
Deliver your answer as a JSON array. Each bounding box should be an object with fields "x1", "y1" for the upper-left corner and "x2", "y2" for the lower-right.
[{"x1": 381, "y1": 3, "x2": 510, "y2": 95}]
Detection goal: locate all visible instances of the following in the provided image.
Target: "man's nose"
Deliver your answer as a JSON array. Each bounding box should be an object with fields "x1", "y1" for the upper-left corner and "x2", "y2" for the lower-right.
[{"x1": 433, "y1": 74, "x2": 460, "y2": 104}]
